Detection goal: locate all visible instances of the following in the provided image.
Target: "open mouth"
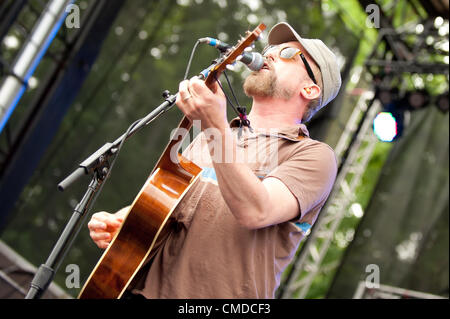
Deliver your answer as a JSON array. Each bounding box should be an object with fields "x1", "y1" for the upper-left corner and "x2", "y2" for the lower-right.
[{"x1": 261, "y1": 62, "x2": 270, "y2": 70}]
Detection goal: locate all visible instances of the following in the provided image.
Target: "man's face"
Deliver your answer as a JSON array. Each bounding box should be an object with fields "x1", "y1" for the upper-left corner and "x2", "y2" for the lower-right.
[{"x1": 243, "y1": 41, "x2": 309, "y2": 100}]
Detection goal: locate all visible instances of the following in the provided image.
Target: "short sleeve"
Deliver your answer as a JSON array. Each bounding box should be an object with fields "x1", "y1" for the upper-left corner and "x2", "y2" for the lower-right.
[{"x1": 265, "y1": 141, "x2": 337, "y2": 221}]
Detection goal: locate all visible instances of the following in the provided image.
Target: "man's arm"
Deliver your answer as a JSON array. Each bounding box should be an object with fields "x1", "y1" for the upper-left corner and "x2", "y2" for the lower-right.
[
  {"x1": 209, "y1": 126, "x2": 300, "y2": 229},
  {"x1": 176, "y1": 78, "x2": 299, "y2": 229}
]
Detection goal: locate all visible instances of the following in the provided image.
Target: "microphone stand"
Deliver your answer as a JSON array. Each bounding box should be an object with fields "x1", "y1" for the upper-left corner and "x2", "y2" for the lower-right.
[{"x1": 25, "y1": 91, "x2": 178, "y2": 299}]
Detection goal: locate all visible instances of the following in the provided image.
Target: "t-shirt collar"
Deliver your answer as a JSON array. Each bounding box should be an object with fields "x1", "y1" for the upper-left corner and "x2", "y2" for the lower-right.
[{"x1": 229, "y1": 117, "x2": 310, "y2": 141}]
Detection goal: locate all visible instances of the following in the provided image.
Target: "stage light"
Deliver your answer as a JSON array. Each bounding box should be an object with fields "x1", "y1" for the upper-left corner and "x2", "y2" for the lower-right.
[
  {"x1": 403, "y1": 89, "x2": 430, "y2": 111},
  {"x1": 376, "y1": 87, "x2": 399, "y2": 107},
  {"x1": 373, "y1": 87, "x2": 436, "y2": 142},
  {"x1": 435, "y1": 92, "x2": 449, "y2": 113},
  {"x1": 373, "y1": 111, "x2": 398, "y2": 142},
  {"x1": 373, "y1": 87, "x2": 404, "y2": 142}
]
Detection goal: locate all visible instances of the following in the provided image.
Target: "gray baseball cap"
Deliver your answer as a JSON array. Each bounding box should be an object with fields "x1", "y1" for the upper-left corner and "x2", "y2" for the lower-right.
[{"x1": 268, "y1": 22, "x2": 342, "y2": 109}]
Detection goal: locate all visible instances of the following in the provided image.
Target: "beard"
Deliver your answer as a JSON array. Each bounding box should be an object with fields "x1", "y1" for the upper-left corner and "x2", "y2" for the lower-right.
[{"x1": 243, "y1": 68, "x2": 294, "y2": 100}]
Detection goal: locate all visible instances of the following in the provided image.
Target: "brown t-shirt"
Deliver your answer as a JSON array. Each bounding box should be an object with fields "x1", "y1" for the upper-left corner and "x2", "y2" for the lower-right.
[{"x1": 131, "y1": 119, "x2": 337, "y2": 298}]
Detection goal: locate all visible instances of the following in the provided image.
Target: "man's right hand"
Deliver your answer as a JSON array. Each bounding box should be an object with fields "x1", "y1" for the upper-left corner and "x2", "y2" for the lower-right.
[{"x1": 88, "y1": 211, "x2": 126, "y2": 249}]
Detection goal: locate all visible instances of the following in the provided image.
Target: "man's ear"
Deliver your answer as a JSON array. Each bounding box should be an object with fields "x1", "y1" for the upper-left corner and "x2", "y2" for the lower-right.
[{"x1": 300, "y1": 84, "x2": 321, "y2": 101}]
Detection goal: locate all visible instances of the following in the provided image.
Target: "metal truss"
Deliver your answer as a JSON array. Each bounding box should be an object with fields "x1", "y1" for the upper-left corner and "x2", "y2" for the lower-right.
[
  {"x1": 279, "y1": 91, "x2": 382, "y2": 299},
  {"x1": 353, "y1": 281, "x2": 447, "y2": 299},
  {"x1": 278, "y1": 0, "x2": 449, "y2": 299},
  {"x1": 365, "y1": 22, "x2": 450, "y2": 76},
  {"x1": 362, "y1": 0, "x2": 449, "y2": 78}
]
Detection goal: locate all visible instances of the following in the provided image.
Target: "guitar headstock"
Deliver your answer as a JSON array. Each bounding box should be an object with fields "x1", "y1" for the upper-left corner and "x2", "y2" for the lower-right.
[{"x1": 203, "y1": 23, "x2": 266, "y2": 87}]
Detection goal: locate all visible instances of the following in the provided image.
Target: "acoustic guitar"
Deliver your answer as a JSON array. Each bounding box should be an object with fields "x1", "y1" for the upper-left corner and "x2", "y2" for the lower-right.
[{"x1": 78, "y1": 23, "x2": 266, "y2": 299}]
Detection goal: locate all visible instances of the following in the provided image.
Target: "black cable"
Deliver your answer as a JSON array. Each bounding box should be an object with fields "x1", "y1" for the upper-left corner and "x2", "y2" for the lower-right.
[
  {"x1": 184, "y1": 39, "x2": 253, "y2": 138},
  {"x1": 102, "y1": 118, "x2": 142, "y2": 183},
  {"x1": 69, "y1": 117, "x2": 142, "y2": 249},
  {"x1": 184, "y1": 40, "x2": 201, "y2": 81},
  {"x1": 223, "y1": 71, "x2": 251, "y2": 124},
  {"x1": 215, "y1": 72, "x2": 253, "y2": 137},
  {"x1": 214, "y1": 74, "x2": 239, "y2": 113},
  {"x1": 223, "y1": 71, "x2": 242, "y2": 109}
]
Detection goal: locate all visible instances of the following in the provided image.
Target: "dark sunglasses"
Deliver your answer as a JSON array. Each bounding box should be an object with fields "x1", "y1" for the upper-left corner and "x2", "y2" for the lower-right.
[{"x1": 262, "y1": 45, "x2": 318, "y2": 85}]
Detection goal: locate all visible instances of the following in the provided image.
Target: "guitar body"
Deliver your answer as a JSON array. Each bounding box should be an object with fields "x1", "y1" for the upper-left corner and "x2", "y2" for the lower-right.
[{"x1": 79, "y1": 118, "x2": 202, "y2": 299}]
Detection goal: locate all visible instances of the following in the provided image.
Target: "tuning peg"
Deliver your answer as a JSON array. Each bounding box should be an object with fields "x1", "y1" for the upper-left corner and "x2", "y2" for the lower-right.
[
  {"x1": 226, "y1": 64, "x2": 236, "y2": 71},
  {"x1": 256, "y1": 33, "x2": 264, "y2": 42}
]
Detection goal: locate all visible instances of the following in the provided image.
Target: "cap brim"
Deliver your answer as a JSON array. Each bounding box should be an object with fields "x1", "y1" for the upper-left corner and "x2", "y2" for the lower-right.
[
  {"x1": 268, "y1": 22, "x2": 317, "y2": 64},
  {"x1": 268, "y1": 22, "x2": 301, "y2": 45}
]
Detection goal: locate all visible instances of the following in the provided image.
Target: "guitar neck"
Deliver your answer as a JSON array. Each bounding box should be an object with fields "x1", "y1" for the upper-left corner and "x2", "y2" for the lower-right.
[{"x1": 152, "y1": 22, "x2": 266, "y2": 179}]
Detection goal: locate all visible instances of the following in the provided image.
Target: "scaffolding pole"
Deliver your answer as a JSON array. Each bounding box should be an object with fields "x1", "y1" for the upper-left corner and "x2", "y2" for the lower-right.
[
  {"x1": 279, "y1": 91, "x2": 382, "y2": 298},
  {"x1": 0, "y1": 0, "x2": 73, "y2": 133}
]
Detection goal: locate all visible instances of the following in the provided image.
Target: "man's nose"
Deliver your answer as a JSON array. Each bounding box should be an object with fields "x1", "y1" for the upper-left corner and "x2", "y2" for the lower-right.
[{"x1": 264, "y1": 53, "x2": 276, "y2": 62}]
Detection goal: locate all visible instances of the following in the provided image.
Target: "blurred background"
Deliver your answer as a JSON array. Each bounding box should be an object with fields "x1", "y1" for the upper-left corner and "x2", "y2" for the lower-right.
[{"x1": 0, "y1": 0, "x2": 448, "y2": 299}]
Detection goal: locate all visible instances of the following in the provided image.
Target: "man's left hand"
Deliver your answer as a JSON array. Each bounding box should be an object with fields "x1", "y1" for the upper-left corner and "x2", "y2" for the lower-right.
[{"x1": 175, "y1": 77, "x2": 228, "y2": 131}]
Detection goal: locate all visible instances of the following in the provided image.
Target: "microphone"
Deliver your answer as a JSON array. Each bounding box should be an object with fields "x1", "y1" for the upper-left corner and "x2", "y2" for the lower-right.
[
  {"x1": 237, "y1": 51, "x2": 264, "y2": 72},
  {"x1": 198, "y1": 37, "x2": 231, "y2": 52},
  {"x1": 198, "y1": 37, "x2": 264, "y2": 71}
]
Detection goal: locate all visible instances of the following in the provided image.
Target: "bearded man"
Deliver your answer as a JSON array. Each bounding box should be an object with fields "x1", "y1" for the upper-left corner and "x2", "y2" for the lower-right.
[{"x1": 87, "y1": 22, "x2": 342, "y2": 298}]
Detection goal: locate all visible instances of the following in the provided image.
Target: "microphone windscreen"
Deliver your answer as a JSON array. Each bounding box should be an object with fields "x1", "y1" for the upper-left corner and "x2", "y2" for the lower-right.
[{"x1": 240, "y1": 52, "x2": 264, "y2": 71}]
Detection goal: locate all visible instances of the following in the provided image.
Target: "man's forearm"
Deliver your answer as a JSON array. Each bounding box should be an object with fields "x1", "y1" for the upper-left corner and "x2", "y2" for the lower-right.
[{"x1": 207, "y1": 127, "x2": 271, "y2": 229}]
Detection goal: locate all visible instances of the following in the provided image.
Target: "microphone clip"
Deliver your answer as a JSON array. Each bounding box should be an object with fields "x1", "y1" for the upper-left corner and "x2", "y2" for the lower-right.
[{"x1": 237, "y1": 106, "x2": 253, "y2": 139}]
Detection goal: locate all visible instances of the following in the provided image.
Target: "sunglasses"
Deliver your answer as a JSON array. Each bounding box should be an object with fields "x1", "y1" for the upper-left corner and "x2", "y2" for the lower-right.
[{"x1": 262, "y1": 45, "x2": 318, "y2": 85}]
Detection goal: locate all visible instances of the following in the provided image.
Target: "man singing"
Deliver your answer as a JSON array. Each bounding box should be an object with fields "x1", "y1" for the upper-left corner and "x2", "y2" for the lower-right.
[{"x1": 87, "y1": 22, "x2": 342, "y2": 298}]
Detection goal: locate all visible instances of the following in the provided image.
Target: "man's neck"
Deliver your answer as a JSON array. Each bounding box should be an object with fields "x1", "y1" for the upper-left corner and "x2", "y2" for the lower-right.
[{"x1": 247, "y1": 96, "x2": 303, "y2": 129}]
